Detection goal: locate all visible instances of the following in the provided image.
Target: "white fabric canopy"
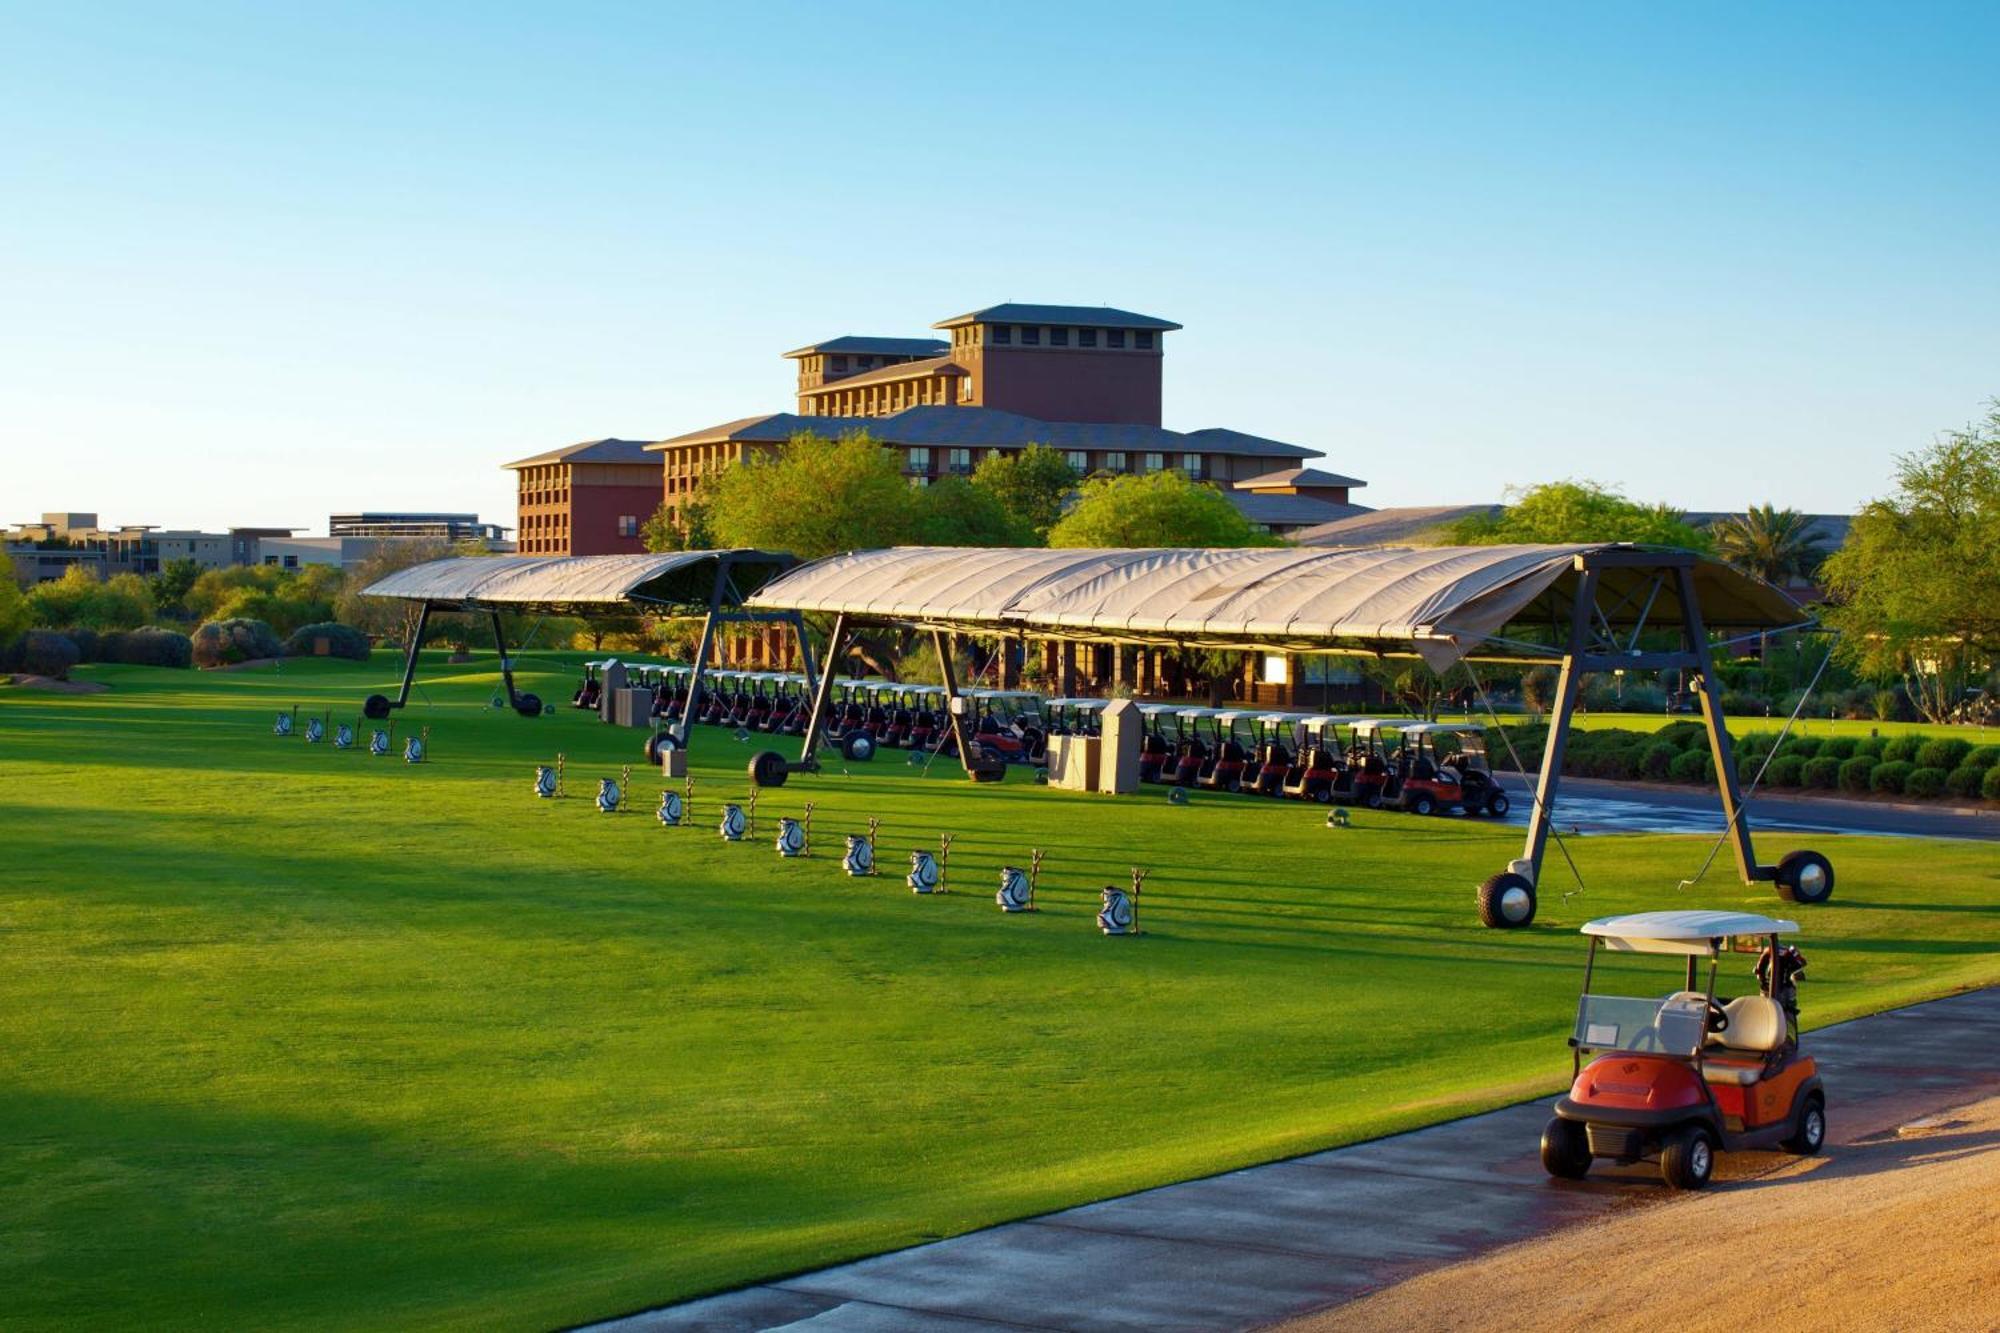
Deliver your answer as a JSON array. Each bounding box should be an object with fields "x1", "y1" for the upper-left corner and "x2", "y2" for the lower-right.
[
  {"x1": 362, "y1": 550, "x2": 792, "y2": 612},
  {"x1": 746, "y1": 544, "x2": 1805, "y2": 668}
]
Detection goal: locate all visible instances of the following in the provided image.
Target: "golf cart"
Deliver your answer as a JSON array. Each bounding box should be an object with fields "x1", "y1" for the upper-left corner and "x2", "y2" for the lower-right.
[
  {"x1": 968, "y1": 689, "x2": 1048, "y2": 765},
  {"x1": 1136, "y1": 703, "x2": 1178, "y2": 783},
  {"x1": 1281, "y1": 714, "x2": 1354, "y2": 802},
  {"x1": 1045, "y1": 697, "x2": 1108, "y2": 738},
  {"x1": 1395, "y1": 722, "x2": 1511, "y2": 817},
  {"x1": 1166, "y1": 707, "x2": 1216, "y2": 786},
  {"x1": 1245, "y1": 713, "x2": 1298, "y2": 797},
  {"x1": 1542, "y1": 910, "x2": 1824, "y2": 1190},
  {"x1": 1193, "y1": 710, "x2": 1256, "y2": 792},
  {"x1": 1340, "y1": 720, "x2": 1403, "y2": 808}
]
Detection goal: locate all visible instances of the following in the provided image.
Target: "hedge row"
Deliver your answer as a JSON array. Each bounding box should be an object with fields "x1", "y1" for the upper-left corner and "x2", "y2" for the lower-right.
[
  {"x1": 1, "y1": 625, "x2": 195, "y2": 676},
  {"x1": 1490, "y1": 720, "x2": 2000, "y2": 802}
]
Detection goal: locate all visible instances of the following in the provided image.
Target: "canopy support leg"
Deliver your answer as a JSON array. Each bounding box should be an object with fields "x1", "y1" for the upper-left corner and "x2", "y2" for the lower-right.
[
  {"x1": 1518, "y1": 568, "x2": 1597, "y2": 886},
  {"x1": 487, "y1": 610, "x2": 521, "y2": 709},
  {"x1": 1678, "y1": 566, "x2": 1770, "y2": 882},
  {"x1": 796, "y1": 612, "x2": 845, "y2": 770},
  {"x1": 932, "y1": 628, "x2": 981, "y2": 780},
  {"x1": 678, "y1": 608, "x2": 717, "y2": 748},
  {"x1": 393, "y1": 602, "x2": 432, "y2": 709}
]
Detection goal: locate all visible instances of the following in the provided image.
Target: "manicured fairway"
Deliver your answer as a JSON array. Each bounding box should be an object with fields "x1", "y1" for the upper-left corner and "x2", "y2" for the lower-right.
[{"x1": 3, "y1": 654, "x2": 1996, "y2": 1332}]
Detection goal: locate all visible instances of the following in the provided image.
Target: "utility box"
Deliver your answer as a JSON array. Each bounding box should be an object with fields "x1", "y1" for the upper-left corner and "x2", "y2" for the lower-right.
[
  {"x1": 1098, "y1": 698, "x2": 1142, "y2": 795},
  {"x1": 598, "y1": 661, "x2": 628, "y2": 723},
  {"x1": 611, "y1": 687, "x2": 651, "y2": 728},
  {"x1": 1047, "y1": 734, "x2": 1100, "y2": 792}
]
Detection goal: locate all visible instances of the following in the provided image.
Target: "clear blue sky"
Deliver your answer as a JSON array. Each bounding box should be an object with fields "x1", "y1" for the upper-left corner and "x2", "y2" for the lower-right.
[{"x1": 4, "y1": 1, "x2": 1996, "y2": 533}]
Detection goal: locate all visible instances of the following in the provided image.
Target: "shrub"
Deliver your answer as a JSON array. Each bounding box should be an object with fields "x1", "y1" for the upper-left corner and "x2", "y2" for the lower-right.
[
  {"x1": 1852, "y1": 735, "x2": 1886, "y2": 759},
  {"x1": 1871, "y1": 688, "x2": 1903, "y2": 721},
  {"x1": 1965, "y1": 745, "x2": 2000, "y2": 771},
  {"x1": 1986, "y1": 765, "x2": 2000, "y2": 801},
  {"x1": 1764, "y1": 754, "x2": 1806, "y2": 787},
  {"x1": 108, "y1": 626, "x2": 193, "y2": 668},
  {"x1": 1720, "y1": 690, "x2": 1768, "y2": 717},
  {"x1": 1658, "y1": 720, "x2": 1707, "y2": 751},
  {"x1": 60, "y1": 626, "x2": 101, "y2": 663},
  {"x1": 1780, "y1": 735, "x2": 1822, "y2": 760},
  {"x1": 1736, "y1": 731, "x2": 1781, "y2": 759},
  {"x1": 1818, "y1": 737, "x2": 1857, "y2": 762},
  {"x1": 1614, "y1": 683, "x2": 1667, "y2": 713},
  {"x1": 1640, "y1": 740, "x2": 1679, "y2": 780},
  {"x1": 191, "y1": 618, "x2": 283, "y2": 668},
  {"x1": 1838, "y1": 756, "x2": 1878, "y2": 792},
  {"x1": 1915, "y1": 738, "x2": 1973, "y2": 772},
  {"x1": 1945, "y1": 765, "x2": 1986, "y2": 798},
  {"x1": 1880, "y1": 735, "x2": 1923, "y2": 764},
  {"x1": 13, "y1": 629, "x2": 82, "y2": 679},
  {"x1": 1801, "y1": 756, "x2": 1841, "y2": 790},
  {"x1": 1668, "y1": 749, "x2": 1711, "y2": 783},
  {"x1": 281, "y1": 621, "x2": 371, "y2": 662},
  {"x1": 1869, "y1": 760, "x2": 1915, "y2": 795},
  {"x1": 1903, "y1": 767, "x2": 1948, "y2": 799}
]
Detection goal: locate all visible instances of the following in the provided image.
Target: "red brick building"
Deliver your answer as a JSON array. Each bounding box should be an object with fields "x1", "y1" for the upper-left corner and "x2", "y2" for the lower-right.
[{"x1": 504, "y1": 438, "x2": 659, "y2": 556}]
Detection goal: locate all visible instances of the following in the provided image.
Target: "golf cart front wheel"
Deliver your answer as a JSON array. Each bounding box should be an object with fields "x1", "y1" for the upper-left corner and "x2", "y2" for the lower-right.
[
  {"x1": 1477, "y1": 872, "x2": 1537, "y2": 929},
  {"x1": 1774, "y1": 849, "x2": 1834, "y2": 905},
  {"x1": 1660, "y1": 1125, "x2": 1716, "y2": 1190},
  {"x1": 1782, "y1": 1092, "x2": 1826, "y2": 1155},
  {"x1": 1406, "y1": 792, "x2": 1435, "y2": 816},
  {"x1": 1540, "y1": 1116, "x2": 1590, "y2": 1180}
]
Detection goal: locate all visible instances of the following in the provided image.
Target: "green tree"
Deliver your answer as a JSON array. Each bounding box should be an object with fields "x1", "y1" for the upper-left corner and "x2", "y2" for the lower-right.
[
  {"x1": 1709, "y1": 505, "x2": 1827, "y2": 582},
  {"x1": 1046, "y1": 470, "x2": 1278, "y2": 548},
  {"x1": 25, "y1": 565, "x2": 105, "y2": 627},
  {"x1": 148, "y1": 558, "x2": 203, "y2": 617},
  {"x1": 970, "y1": 443, "x2": 1078, "y2": 540},
  {"x1": 705, "y1": 431, "x2": 918, "y2": 559},
  {"x1": 335, "y1": 539, "x2": 455, "y2": 646},
  {"x1": 641, "y1": 498, "x2": 715, "y2": 552},
  {"x1": 0, "y1": 552, "x2": 29, "y2": 643},
  {"x1": 912, "y1": 475, "x2": 1030, "y2": 546},
  {"x1": 1822, "y1": 406, "x2": 2000, "y2": 723},
  {"x1": 1445, "y1": 480, "x2": 1713, "y2": 551}
]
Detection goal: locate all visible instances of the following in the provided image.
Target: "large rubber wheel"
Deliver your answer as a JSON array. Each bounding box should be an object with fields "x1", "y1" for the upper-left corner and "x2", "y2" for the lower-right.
[
  {"x1": 1774, "y1": 849, "x2": 1834, "y2": 905},
  {"x1": 1541, "y1": 1116, "x2": 1591, "y2": 1180},
  {"x1": 362, "y1": 693, "x2": 392, "y2": 720},
  {"x1": 1781, "y1": 1092, "x2": 1826, "y2": 1156},
  {"x1": 748, "y1": 749, "x2": 789, "y2": 788},
  {"x1": 1660, "y1": 1125, "x2": 1716, "y2": 1190},
  {"x1": 644, "y1": 731, "x2": 679, "y2": 764},
  {"x1": 512, "y1": 692, "x2": 543, "y2": 718},
  {"x1": 1477, "y1": 872, "x2": 1537, "y2": 929},
  {"x1": 842, "y1": 732, "x2": 876, "y2": 762},
  {"x1": 1486, "y1": 790, "x2": 1511, "y2": 817}
]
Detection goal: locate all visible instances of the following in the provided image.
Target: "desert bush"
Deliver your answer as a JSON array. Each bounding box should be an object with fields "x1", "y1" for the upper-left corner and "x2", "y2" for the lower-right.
[
  {"x1": 1764, "y1": 754, "x2": 1806, "y2": 786},
  {"x1": 1668, "y1": 749, "x2": 1711, "y2": 783},
  {"x1": 1963, "y1": 745, "x2": 2000, "y2": 770},
  {"x1": 1658, "y1": 720, "x2": 1707, "y2": 751},
  {"x1": 281, "y1": 621, "x2": 371, "y2": 662},
  {"x1": 1945, "y1": 765, "x2": 1986, "y2": 798},
  {"x1": 1720, "y1": 690, "x2": 1769, "y2": 717},
  {"x1": 1781, "y1": 735, "x2": 1823, "y2": 760},
  {"x1": 1869, "y1": 760, "x2": 1915, "y2": 795},
  {"x1": 1915, "y1": 738, "x2": 1973, "y2": 772},
  {"x1": 1851, "y1": 735, "x2": 1886, "y2": 759},
  {"x1": 192, "y1": 618, "x2": 284, "y2": 668},
  {"x1": 1838, "y1": 756, "x2": 1879, "y2": 792},
  {"x1": 1640, "y1": 741, "x2": 1679, "y2": 780},
  {"x1": 59, "y1": 625, "x2": 101, "y2": 662},
  {"x1": 1880, "y1": 735, "x2": 1923, "y2": 764},
  {"x1": 10, "y1": 629, "x2": 83, "y2": 679},
  {"x1": 1818, "y1": 737, "x2": 1858, "y2": 761},
  {"x1": 1903, "y1": 766, "x2": 1948, "y2": 799},
  {"x1": 107, "y1": 626, "x2": 193, "y2": 668},
  {"x1": 1801, "y1": 756, "x2": 1841, "y2": 790},
  {"x1": 1985, "y1": 766, "x2": 2000, "y2": 801}
]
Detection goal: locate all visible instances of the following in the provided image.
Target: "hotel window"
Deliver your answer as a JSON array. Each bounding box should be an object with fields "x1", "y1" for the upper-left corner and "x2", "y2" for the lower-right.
[
  {"x1": 1107, "y1": 329, "x2": 1127, "y2": 349},
  {"x1": 1050, "y1": 327, "x2": 1069, "y2": 347},
  {"x1": 1135, "y1": 331, "x2": 1155, "y2": 349},
  {"x1": 959, "y1": 376, "x2": 974, "y2": 402},
  {"x1": 1020, "y1": 326, "x2": 1041, "y2": 346},
  {"x1": 1143, "y1": 452, "x2": 1165, "y2": 472},
  {"x1": 947, "y1": 447, "x2": 972, "y2": 474},
  {"x1": 617, "y1": 515, "x2": 638, "y2": 538},
  {"x1": 905, "y1": 446, "x2": 931, "y2": 474},
  {"x1": 1181, "y1": 455, "x2": 1205, "y2": 479},
  {"x1": 1065, "y1": 450, "x2": 1089, "y2": 472},
  {"x1": 1104, "y1": 451, "x2": 1127, "y2": 472},
  {"x1": 993, "y1": 324, "x2": 1012, "y2": 345},
  {"x1": 1079, "y1": 328, "x2": 1098, "y2": 348},
  {"x1": 829, "y1": 355, "x2": 848, "y2": 372}
]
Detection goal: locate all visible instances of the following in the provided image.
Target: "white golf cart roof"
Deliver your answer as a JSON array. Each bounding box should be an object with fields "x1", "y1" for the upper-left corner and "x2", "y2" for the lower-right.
[
  {"x1": 1582, "y1": 910, "x2": 1799, "y2": 956},
  {"x1": 1137, "y1": 702, "x2": 1179, "y2": 717},
  {"x1": 1176, "y1": 706, "x2": 1220, "y2": 719},
  {"x1": 1211, "y1": 709, "x2": 1252, "y2": 723},
  {"x1": 970, "y1": 689, "x2": 1044, "y2": 703},
  {"x1": 1048, "y1": 697, "x2": 1109, "y2": 711},
  {"x1": 1397, "y1": 721, "x2": 1484, "y2": 736}
]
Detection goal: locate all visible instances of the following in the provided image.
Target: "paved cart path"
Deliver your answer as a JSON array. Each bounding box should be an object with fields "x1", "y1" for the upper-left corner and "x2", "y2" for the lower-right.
[
  {"x1": 585, "y1": 988, "x2": 2000, "y2": 1333},
  {"x1": 1495, "y1": 772, "x2": 2000, "y2": 840}
]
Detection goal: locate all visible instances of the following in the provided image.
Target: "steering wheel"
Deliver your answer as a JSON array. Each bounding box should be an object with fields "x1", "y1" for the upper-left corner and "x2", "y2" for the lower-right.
[{"x1": 1706, "y1": 999, "x2": 1731, "y2": 1033}]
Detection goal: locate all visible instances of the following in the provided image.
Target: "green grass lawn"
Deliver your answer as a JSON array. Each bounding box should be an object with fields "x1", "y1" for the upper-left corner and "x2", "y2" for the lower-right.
[{"x1": 3, "y1": 652, "x2": 1997, "y2": 1331}]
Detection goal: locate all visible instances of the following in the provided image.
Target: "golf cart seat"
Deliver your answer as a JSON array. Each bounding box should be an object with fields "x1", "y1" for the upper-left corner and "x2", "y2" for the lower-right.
[{"x1": 1692, "y1": 996, "x2": 1788, "y2": 1083}]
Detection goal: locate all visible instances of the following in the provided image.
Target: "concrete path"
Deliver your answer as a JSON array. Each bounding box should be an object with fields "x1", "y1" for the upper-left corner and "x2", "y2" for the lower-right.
[
  {"x1": 1494, "y1": 773, "x2": 1999, "y2": 841},
  {"x1": 586, "y1": 988, "x2": 2000, "y2": 1333}
]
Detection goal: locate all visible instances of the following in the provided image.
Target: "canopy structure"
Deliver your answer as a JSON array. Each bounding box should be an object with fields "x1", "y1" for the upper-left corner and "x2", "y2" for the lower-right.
[
  {"x1": 357, "y1": 550, "x2": 808, "y2": 747},
  {"x1": 363, "y1": 550, "x2": 793, "y2": 616},
  {"x1": 747, "y1": 541, "x2": 1828, "y2": 928},
  {"x1": 745, "y1": 544, "x2": 1805, "y2": 669}
]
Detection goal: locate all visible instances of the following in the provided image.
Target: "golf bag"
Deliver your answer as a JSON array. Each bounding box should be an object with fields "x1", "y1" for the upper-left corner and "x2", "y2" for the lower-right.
[
  {"x1": 907, "y1": 849, "x2": 940, "y2": 894},
  {"x1": 596, "y1": 777, "x2": 621, "y2": 813},
  {"x1": 657, "y1": 789, "x2": 683, "y2": 826},
  {"x1": 1098, "y1": 885, "x2": 1137, "y2": 935},
  {"x1": 304, "y1": 716, "x2": 325, "y2": 744},
  {"x1": 403, "y1": 735, "x2": 425, "y2": 764},
  {"x1": 997, "y1": 865, "x2": 1033, "y2": 913},
  {"x1": 534, "y1": 765, "x2": 558, "y2": 798},
  {"x1": 775, "y1": 817, "x2": 806, "y2": 857},
  {"x1": 369, "y1": 728, "x2": 391, "y2": 757},
  {"x1": 333, "y1": 723, "x2": 354, "y2": 750},
  {"x1": 718, "y1": 802, "x2": 746, "y2": 841},
  {"x1": 843, "y1": 834, "x2": 875, "y2": 876},
  {"x1": 274, "y1": 710, "x2": 294, "y2": 737}
]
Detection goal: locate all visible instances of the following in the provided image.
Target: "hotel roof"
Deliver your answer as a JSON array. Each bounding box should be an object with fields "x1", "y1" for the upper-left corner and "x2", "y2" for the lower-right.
[
  {"x1": 650, "y1": 405, "x2": 1317, "y2": 460},
  {"x1": 502, "y1": 438, "x2": 660, "y2": 469},
  {"x1": 1233, "y1": 465, "x2": 1369, "y2": 491},
  {"x1": 800, "y1": 355, "x2": 967, "y2": 395},
  {"x1": 781, "y1": 335, "x2": 950, "y2": 360},
  {"x1": 932, "y1": 303, "x2": 1182, "y2": 331}
]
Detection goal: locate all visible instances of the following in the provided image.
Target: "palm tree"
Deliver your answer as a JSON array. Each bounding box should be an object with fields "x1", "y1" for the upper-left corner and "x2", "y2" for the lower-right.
[{"x1": 1710, "y1": 505, "x2": 1827, "y2": 583}]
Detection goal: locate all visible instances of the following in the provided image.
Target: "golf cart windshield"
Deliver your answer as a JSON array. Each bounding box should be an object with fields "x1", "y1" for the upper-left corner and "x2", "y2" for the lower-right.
[{"x1": 1574, "y1": 992, "x2": 1707, "y2": 1057}]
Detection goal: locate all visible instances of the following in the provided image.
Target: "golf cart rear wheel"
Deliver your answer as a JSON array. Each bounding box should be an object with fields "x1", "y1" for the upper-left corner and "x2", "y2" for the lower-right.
[
  {"x1": 1782, "y1": 1092, "x2": 1826, "y2": 1155},
  {"x1": 842, "y1": 733, "x2": 876, "y2": 762},
  {"x1": 1486, "y1": 790, "x2": 1511, "y2": 817},
  {"x1": 1660, "y1": 1125, "x2": 1716, "y2": 1190},
  {"x1": 1540, "y1": 1116, "x2": 1591, "y2": 1180},
  {"x1": 1406, "y1": 792, "x2": 1436, "y2": 816},
  {"x1": 362, "y1": 693, "x2": 392, "y2": 720},
  {"x1": 748, "y1": 749, "x2": 789, "y2": 788},
  {"x1": 1477, "y1": 872, "x2": 1537, "y2": 929},
  {"x1": 1774, "y1": 849, "x2": 1834, "y2": 905}
]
